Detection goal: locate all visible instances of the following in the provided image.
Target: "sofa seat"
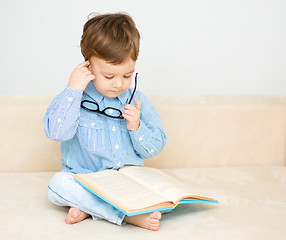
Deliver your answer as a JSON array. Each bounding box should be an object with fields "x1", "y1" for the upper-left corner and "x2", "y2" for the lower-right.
[{"x1": 2, "y1": 167, "x2": 286, "y2": 240}]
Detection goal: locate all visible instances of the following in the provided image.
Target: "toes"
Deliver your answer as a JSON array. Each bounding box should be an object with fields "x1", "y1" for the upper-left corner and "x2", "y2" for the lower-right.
[
  {"x1": 149, "y1": 223, "x2": 160, "y2": 231},
  {"x1": 124, "y1": 211, "x2": 161, "y2": 231},
  {"x1": 150, "y1": 218, "x2": 159, "y2": 225},
  {"x1": 70, "y1": 208, "x2": 79, "y2": 219},
  {"x1": 151, "y1": 211, "x2": 162, "y2": 220},
  {"x1": 149, "y1": 213, "x2": 160, "y2": 231},
  {"x1": 65, "y1": 208, "x2": 79, "y2": 224},
  {"x1": 65, "y1": 216, "x2": 72, "y2": 224}
]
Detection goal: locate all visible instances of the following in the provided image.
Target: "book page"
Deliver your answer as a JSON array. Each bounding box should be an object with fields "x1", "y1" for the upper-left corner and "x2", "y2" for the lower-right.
[
  {"x1": 74, "y1": 169, "x2": 169, "y2": 212},
  {"x1": 120, "y1": 166, "x2": 207, "y2": 203}
]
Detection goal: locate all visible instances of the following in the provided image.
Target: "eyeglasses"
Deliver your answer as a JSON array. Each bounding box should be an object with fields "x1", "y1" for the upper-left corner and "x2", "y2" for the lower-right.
[{"x1": 81, "y1": 73, "x2": 138, "y2": 119}]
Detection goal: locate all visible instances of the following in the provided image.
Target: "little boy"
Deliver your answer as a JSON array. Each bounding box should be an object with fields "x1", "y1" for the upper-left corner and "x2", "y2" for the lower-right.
[{"x1": 43, "y1": 13, "x2": 167, "y2": 231}]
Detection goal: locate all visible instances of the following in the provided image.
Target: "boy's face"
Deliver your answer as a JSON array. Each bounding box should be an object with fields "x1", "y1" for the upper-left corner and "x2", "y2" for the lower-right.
[{"x1": 88, "y1": 57, "x2": 135, "y2": 98}]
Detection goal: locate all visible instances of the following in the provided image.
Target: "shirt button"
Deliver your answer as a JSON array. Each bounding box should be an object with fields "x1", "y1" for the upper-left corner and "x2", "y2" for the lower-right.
[
  {"x1": 91, "y1": 122, "x2": 95, "y2": 127},
  {"x1": 117, "y1": 162, "x2": 121, "y2": 167},
  {"x1": 138, "y1": 136, "x2": 143, "y2": 141},
  {"x1": 57, "y1": 118, "x2": 62, "y2": 123},
  {"x1": 115, "y1": 144, "x2": 119, "y2": 150},
  {"x1": 67, "y1": 97, "x2": 73, "y2": 102},
  {"x1": 112, "y1": 126, "x2": 116, "y2": 132},
  {"x1": 151, "y1": 149, "x2": 154, "y2": 153}
]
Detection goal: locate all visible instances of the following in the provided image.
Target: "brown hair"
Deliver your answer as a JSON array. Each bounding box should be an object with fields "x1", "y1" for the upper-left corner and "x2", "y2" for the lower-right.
[{"x1": 80, "y1": 13, "x2": 140, "y2": 64}]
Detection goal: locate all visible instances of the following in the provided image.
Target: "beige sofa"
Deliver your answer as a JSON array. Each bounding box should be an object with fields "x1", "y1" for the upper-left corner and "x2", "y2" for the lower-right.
[{"x1": 1, "y1": 95, "x2": 286, "y2": 240}]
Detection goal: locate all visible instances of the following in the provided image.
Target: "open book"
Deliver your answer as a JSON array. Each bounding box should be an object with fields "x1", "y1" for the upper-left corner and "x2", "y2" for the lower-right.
[{"x1": 74, "y1": 166, "x2": 219, "y2": 216}]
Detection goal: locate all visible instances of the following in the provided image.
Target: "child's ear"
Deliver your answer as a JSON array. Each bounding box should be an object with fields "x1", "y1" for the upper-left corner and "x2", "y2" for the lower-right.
[{"x1": 85, "y1": 58, "x2": 91, "y2": 68}]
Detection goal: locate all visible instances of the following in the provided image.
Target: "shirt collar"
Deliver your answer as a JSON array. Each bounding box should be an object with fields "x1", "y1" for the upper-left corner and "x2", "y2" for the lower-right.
[
  {"x1": 84, "y1": 81, "x2": 131, "y2": 105},
  {"x1": 117, "y1": 90, "x2": 129, "y2": 105}
]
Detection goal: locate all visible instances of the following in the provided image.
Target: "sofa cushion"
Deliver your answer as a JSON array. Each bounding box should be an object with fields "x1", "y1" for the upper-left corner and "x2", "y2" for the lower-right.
[{"x1": 1, "y1": 167, "x2": 286, "y2": 239}]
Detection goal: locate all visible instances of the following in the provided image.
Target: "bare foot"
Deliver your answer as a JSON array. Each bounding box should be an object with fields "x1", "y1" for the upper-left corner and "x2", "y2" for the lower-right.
[
  {"x1": 65, "y1": 207, "x2": 89, "y2": 224},
  {"x1": 124, "y1": 211, "x2": 162, "y2": 231}
]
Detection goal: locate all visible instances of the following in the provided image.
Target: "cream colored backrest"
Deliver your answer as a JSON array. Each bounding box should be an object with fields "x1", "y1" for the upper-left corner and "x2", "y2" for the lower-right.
[
  {"x1": 146, "y1": 96, "x2": 286, "y2": 168},
  {"x1": 0, "y1": 96, "x2": 285, "y2": 172},
  {"x1": 0, "y1": 96, "x2": 61, "y2": 172}
]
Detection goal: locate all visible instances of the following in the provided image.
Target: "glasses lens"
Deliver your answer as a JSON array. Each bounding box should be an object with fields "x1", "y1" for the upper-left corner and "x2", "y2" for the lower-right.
[
  {"x1": 104, "y1": 108, "x2": 122, "y2": 117},
  {"x1": 82, "y1": 101, "x2": 99, "y2": 111}
]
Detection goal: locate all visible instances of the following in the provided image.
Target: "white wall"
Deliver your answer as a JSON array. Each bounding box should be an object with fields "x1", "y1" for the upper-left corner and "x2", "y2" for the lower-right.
[{"x1": 0, "y1": 0, "x2": 285, "y2": 96}]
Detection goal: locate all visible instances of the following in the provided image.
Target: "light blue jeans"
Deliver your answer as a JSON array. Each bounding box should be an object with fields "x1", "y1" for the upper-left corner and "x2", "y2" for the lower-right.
[{"x1": 48, "y1": 172, "x2": 126, "y2": 225}]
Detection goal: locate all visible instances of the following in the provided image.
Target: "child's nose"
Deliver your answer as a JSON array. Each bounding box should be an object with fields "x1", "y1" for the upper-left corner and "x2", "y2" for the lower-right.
[{"x1": 113, "y1": 78, "x2": 123, "y2": 88}]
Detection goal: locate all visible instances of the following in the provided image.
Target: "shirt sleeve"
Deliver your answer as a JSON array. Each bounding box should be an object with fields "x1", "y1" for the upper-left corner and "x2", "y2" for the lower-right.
[
  {"x1": 43, "y1": 86, "x2": 83, "y2": 141},
  {"x1": 128, "y1": 93, "x2": 167, "y2": 159}
]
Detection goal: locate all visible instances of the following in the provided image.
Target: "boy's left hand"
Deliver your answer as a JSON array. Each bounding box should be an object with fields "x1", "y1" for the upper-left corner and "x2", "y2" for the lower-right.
[{"x1": 122, "y1": 98, "x2": 141, "y2": 131}]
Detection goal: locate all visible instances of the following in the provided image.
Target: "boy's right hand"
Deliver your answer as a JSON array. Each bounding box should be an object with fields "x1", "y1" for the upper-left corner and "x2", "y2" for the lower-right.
[{"x1": 68, "y1": 60, "x2": 95, "y2": 91}]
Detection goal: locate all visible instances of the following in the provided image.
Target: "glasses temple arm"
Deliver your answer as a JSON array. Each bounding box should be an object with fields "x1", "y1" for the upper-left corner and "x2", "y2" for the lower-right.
[{"x1": 128, "y1": 73, "x2": 138, "y2": 104}]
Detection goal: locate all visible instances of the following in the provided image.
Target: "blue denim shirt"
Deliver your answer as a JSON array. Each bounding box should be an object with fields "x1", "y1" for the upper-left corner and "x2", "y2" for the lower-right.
[{"x1": 43, "y1": 82, "x2": 167, "y2": 174}]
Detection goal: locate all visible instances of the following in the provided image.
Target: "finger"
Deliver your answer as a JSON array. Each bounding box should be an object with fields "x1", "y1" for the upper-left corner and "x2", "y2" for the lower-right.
[
  {"x1": 77, "y1": 60, "x2": 90, "y2": 69},
  {"x1": 122, "y1": 112, "x2": 135, "y2": 122},
  {"x1": 124, "y1": 104, "x2": 137, "y2": 111},
  {"x1": 122, "y1": 110, "x2": 135, "y2": 118},
  {"x1": 134, "y1": 98, "x2": 141, "y2": 110},
  {"x1": 82, "y1": 67, "x2": 92, "y2": 73},
  {"x1": 86, "y1": 74, "x2": 96, "y2": 81}
]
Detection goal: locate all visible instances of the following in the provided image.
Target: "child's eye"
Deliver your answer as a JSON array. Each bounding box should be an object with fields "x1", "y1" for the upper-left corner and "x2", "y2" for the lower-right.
[
  {"x1": 124, "y1": 75, "x2": 132, "y2": 79},
  {"x1": 104, "y1": 75, "x2": 114, "y2": 80}
]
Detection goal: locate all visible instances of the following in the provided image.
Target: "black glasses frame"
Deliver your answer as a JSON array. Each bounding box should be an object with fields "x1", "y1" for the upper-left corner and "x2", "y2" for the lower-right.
[{"x1": 80, "y1": 73, "x2": 138, "y2": 119}]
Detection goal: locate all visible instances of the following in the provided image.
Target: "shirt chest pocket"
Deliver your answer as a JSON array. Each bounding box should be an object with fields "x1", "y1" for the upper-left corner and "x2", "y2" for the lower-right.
[{"x1": 77, "y1": 118, "x2": 106, "y2": 153}]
